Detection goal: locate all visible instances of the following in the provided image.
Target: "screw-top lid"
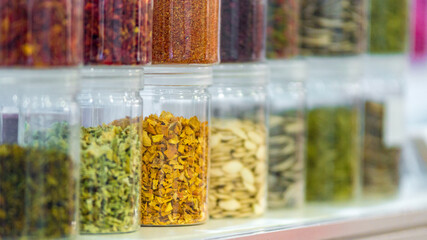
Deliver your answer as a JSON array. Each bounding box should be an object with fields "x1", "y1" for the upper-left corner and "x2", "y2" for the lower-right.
[
  {"x1": 144, "y1": 66, "x2": 213, "y2": 86},
  {"x1": 268, "y1": 59, "x2": 306, "y2": 83},
  {"x1": 81, "y1": 66, "x2": 143, "y2": 89},
  {"x1": 306, "y1": 56, "x2": 363, "y2": 81},
  {"x1": 213, "y1": 63, "x2": 269, "y2": 85},
  {"x1": 365, "y1": 54, "x2": 407, "y2": 80}
]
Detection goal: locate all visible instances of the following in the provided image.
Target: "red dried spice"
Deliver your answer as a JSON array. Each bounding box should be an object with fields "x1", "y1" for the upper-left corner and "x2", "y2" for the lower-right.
[
  {"x1": 0, "y1": 0, "x2": 83, "y2": 67},
  {"x1": 84, "y1": 0, "x2": 152, "y2": 65}
]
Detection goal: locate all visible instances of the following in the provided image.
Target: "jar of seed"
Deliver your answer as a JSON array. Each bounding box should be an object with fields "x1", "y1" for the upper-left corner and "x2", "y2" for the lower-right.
[
  {"x1": 139, "y1": 66, "x2": 211, "y2": 226},
  {"x1": 78, "y1": 67, "x2": 143, "y2": 234},
  {"x1": 209, "y1": 64, "x2": 269, "y2": 218},
  {"x1": 268, "y1": 60, "x2": 306, "y2": 209}
]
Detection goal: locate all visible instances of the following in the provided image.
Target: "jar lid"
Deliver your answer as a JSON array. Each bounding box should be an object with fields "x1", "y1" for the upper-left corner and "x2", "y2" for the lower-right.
[
  {"x1": 306, "y1": 56, "x2": 363, "y2": 81},
  {"x1": 144, "y1": 66, "x2": 213, "y2": 86},
  {"x1": 213, "y1": 63, "x2": 269, "y2": 85},
  {"x1": 365, "y1": 54, "x2": 407, "y2": 80},
  {"x1": 268, "y1": 59, "x2": 306, "y2": 83},
  {"x1": 81, "y1": 66, "x2": 143, "y2": 89},
  {"x1": 0, "y1": 68, "x2": 79, "y2": 85}
]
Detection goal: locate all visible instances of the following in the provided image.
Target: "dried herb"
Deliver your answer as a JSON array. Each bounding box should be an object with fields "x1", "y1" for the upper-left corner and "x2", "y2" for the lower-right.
[
  {"x1": 140, "y1": 111, "x2": 209, "y2": 225},
  {"x1": 300, "y1": 0, "x2": 366, "y2": 56},
  {"x1": 79, "y1": 118, "x2": 141, "y2": 233},
  {"x1": 0, "y1": 123, "x2": 76, "y2": 239},
  {"x1": 369, "y1": 0, "x2": 408, "y2": 54},
  {"x1": 220, "y1": 0, "x2": 266, "y2": 63},
  {"x1": 152, "y1": 0, "x2": 219, "y2": 64},
  {"x1": 84, "y1": 0, "x2": 152, "y2": 65},
  {"x1": 306, "y1": 107, "x2": 359, "y2": 202},
  {"x1": 0, "y1": 0, "x2": 82, "y2": 67},
  {"x1": 268, "y1": 113, "x2": 305, "y2": 208},
  {"x1": 266, "y1": 0, "x2": 300, "y2": 59},
  {"x1": 209, "y1": 119, "x2": 267, "y2": 218},
  {"x1": 363, "y1": 101, "x2": 400, "y2": 197}
]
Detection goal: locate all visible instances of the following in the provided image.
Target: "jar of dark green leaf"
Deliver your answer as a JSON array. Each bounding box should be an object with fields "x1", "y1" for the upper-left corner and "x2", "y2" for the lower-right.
[
  {"x1": 305, "y1": 57, "x2": 362, "y2": 203},
  {"x1": 0, "y1": 69, "x2": 80, "y2": 240},
  {"x1": 78, "y1": 67, "x2": 143, "y2": 234}
]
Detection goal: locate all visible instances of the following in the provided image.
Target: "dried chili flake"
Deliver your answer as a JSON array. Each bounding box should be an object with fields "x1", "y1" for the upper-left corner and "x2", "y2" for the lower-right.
[
  {"x1": 140, "y1": 111, "x2": 209, "y2": 225},
  {"x1": 84, "y1": 0, "x2": 152, "y2": 65}
]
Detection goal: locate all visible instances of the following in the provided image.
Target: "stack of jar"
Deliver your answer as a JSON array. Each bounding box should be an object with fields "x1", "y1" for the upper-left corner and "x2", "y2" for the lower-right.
[
  {"x1": 0, "y1": 1, "x2": 82, "y2": 239},
  {"x1": 300, "y1": 0, "x2": 366, "y2": 204}
]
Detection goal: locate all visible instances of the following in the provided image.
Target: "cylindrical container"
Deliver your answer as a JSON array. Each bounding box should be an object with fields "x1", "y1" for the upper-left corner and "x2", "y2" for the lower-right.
[
  {"x1": 220, "y1": 0, "x2": 267, "y2": 63},
  {"x1": 78, "y1": 68, "x2": 143, "y2": 234},
  {"x1": 268, "y1": 60, "x2": 305, "y2": 209},
  {"x1": 411, "y1": 0, "x2": 427, "y2": 63},
  {"x1": 266, "y1": 0, "x2": 300, "y2": 59},
  {"x1": 209, "y1": 64, "x2": 268, "y2": 218},
  {"x1": 0, "y1": 0, "x2": 83, "y2": 67},
  {"x1": 362, "y1": 56, "x2": 405, "y2": 199},
  {"x1": 0, "y1": 69, "x2": 80, "y2": 239},
  {"x1": 139, "y1": 67, "x2": 211, "y2": 225},
  {"x1": 300, "y1": 0, "x2": 367, "y2": 56},
  {"x1": 305, "y1": 58, "x2": 361, "y2": 203},
  {"x1": 369, "y1": 0, "x2": 408, "y2": 54},
  {"x1": 152, "y1": 0, "x2": 220, "y2": 64},
  {"x1": 83, "y1": 0, "x2": 152, "y2": 65}
]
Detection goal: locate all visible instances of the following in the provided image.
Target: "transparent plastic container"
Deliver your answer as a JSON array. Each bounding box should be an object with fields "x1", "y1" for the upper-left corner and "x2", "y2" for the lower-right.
[
  {"x1": 209, "y1": 63, "x2": 268, "y2": 218},
  {"x1": 0, "y1": 0, "x2": 83, "y2": 67},
  {"x1": 266, "y1": 0, "x2": 300, "y2": 59},
  {"x1": 0, "y1": 69, "x2": 80, "y2": 239},
  {"x1": 305, "y1": 57, "x2": 362, "y2": 203},
  {"x1": 411, "y1": 0, "x2": 427, "y2": 63},
  {"x1": 300, "y1": 0, "x2": 367, "y2": 56},
  {"x1": 83, "y1": 0, "x2": 152, "y2": 65},
  {"x1": 362, "y1": 55, "x2": 405, "y2": 199},
  {"x1": 152, "y1": 0, "x2": 220, "y2": 64},
  {"x1": 220, "y1": 0, "x2": 266, "y2": 63},
  {"x1": 78, "y1": 67, "x2": 143, "y2": 234},
  {"x1": 268, "y1": 60, "x2": 306, "y2": 209},
  {"x1": 139, "y1": 66, "x2": 211, "y2": 225}
]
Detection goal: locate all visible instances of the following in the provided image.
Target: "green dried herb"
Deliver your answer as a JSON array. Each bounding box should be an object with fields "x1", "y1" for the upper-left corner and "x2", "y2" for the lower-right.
[
  {"x1": 306, "y1": 107, "x2": 360, "y2": 202},
  {"x1": 79, "y1": 118, "x2": 141, "y2": 234},
  {"x1": 369, "y1": 0, "x2": 408, "y2": 54},
  {"x1": 363, "y1": 101, "x2": 400, "y2": 197},
  {"x1": 0, "y1": 122, "x2": 76, "y2": 239}
]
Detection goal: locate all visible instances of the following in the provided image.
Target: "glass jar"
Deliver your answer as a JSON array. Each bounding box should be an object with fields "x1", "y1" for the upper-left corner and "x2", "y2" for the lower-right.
[
  {"x1": 268, "y1": 60, "x2": 306, "y2": 209},
  {"x1": 0, "y1": 0, "x2": 83, "y2": 67},
  {"x1": 300, "y1": 0, "x2": 367, "y2": 56},
  {"x1": 152, "y1": 0, "x2": 220, "y2": 64},
  {"x1": 78, "y1": 67, "x2": 143, "y2": 234},
  {"x1": 305, "y1": 57, "x2": 362, "y2": 203},
  {"x1": 83, "y1": 0, "x2": 152, "y2": 65},
  {"x1": 139, "y1": 66, "x2": 211, "y2": 225},
  {"x1": 0, "y1": 69, "x2": 80, "y2": 239},
  {"x1": 209, "y1": 63, "x2": 268, "y2": 218},
  {"x1": 220, "y1": 0, "x2": 266, "y2": 63},
  {"x1": 411, "y1": 0, "x2": 427, "y2": 63},
  {"x1": 266, "y1": 0, "x2": 300, "y2": 59}
]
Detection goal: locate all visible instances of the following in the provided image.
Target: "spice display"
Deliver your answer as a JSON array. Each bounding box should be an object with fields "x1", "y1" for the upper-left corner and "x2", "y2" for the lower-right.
[
  {"x1": 0, "y1": 123, "x2": 75, "y2": 239},
  {"x1": 140, "y1": 111, "x2": 209, "y2": 225},
  {"x1": 363, "y1": 101, "x2": 400, "y2": 197},
  {"x1": 300, "y1": 0, "x2": 366, "y2": 56},
  {"x1": 220, "y1": 0, "x2": 266, "y2": 63},
  {"x1": 152, "y1": 0, "x2": 219, "y2": 64},
  {"x1": 306, "y1": 107, "x2": 359, "y2": 202},
  {"x1": 1, "y1": 114, "x2": 18, "y2": 144},
  {"x1": 79, "y1": 118, "x2": 141, "y2": 233},
  {"x1": 209, "y1": 119, "x2": 267, "y2": 218},
  {"x1": 266, "y1": 0, "x2": 300, "y2": 59},
  {"x1": 369, "y1": 0, "x2": 408, "y2": 54},
  {"x1": 268, "y1": 113, "x2": 305, "y2": 208},
  {"x1": 84, "y1": 0, "x2": 152, "y2": 65},
  {"x1": 0, "y1": 0, "x2": 82, "y2": 67}
]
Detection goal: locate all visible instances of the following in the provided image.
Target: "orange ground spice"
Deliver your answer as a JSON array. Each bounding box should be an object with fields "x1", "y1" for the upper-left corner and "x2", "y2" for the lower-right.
[{"x1": 152, "y1": 0, "x2": 219, "y2": 64}]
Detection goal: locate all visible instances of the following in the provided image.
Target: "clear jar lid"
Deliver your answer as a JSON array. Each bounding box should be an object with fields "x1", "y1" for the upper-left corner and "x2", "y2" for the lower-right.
[
  {"x1": 306, "y1": 56, "x2": 363, "y2": 81},
  {"x1": 144, "y1": 66, "x2": 213, "y2": 86},
  {"x1": 268, "y1": 59, "x2": 306, "y2": 82},
  {"x1": 213, "y1": 63, "x2": 269, "y2": 85},
  {"x1": 81, "y1": 66, "x2": 143, "y2": 89}
]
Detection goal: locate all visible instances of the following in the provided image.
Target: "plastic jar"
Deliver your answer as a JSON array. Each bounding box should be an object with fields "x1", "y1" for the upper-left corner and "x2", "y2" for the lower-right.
[
  {"x1": 209, "y1": 64, "x2": 268, "y2": 218},
  {"x1": 0, "y1": 0, "x2": 83, "y2": 67},
  {"x1": 0, "y1": 69, "x2": 80, "y2": 239},
  {"x1": 266, "y1": 0, "x2": 300, "y2": 59},
  {"x1": 268, "y1": 60, "x2": 306, "y2": 209},
  {"x1": 305, "y1": 57, "x2": 362, "y2": 203},
  {"x1": 300, "y1": 0, "x2": 367, "y2": 56},
  {"x1": 152, "y1": 0, "x2": 220, "y2": 64},
  {"x1": 411, "y1": 0, "x2": 427, "y2": 63},
  {"x1": 139, "y1": 66, "x2": 211, "y2": 225},
  {"x1": 78, "y1": 68, "x2": 143, "y2": 234},
  {"x1": 83, "y1": 0, "x2": 152, "y2": 65},
  {"x1": 220, "y1": 0, "x2": 266, "y2": 63}
]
